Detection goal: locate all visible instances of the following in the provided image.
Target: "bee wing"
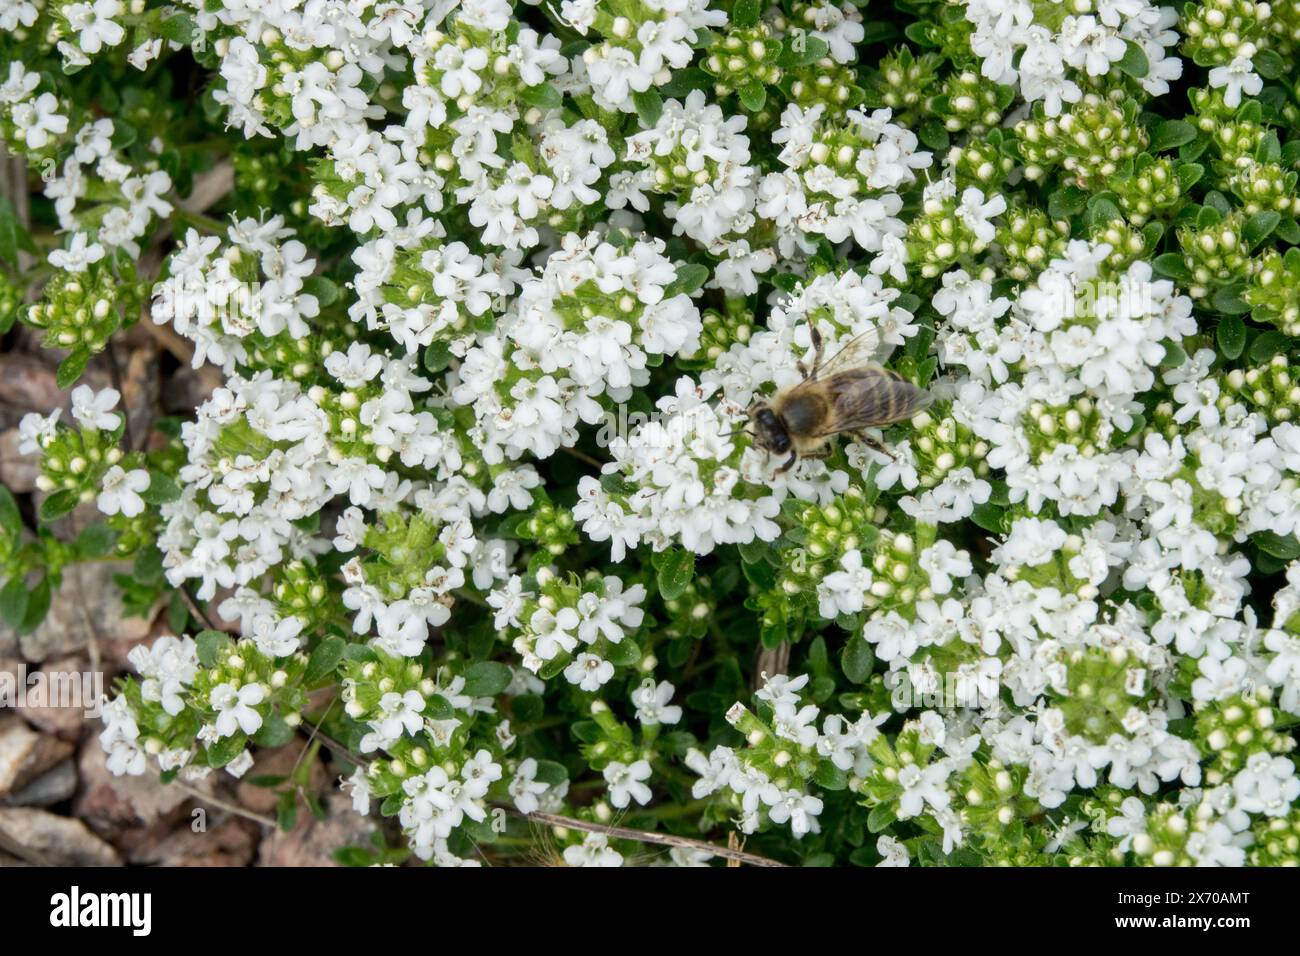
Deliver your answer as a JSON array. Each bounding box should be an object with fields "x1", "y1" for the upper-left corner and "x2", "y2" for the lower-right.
[
  {"x1": 810, "y1": 330, "x2": 887, "y2": 380},
  {"x1": 812, "y1": 365, "x2": 931, "y2": 436}
]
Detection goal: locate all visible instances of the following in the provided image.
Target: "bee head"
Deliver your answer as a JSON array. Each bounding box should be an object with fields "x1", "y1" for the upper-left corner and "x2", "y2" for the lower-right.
[{"x1": 748, "y1": 403, "x2": 791, "y2": 455}]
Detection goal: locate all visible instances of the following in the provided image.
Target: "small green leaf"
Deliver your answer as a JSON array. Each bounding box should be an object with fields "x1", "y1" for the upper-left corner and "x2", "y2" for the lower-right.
[
  {"x1": 206, "y1": 732, "x2": 246, "y2": 769},
  {"x1": 632, "y1": 89, "x2": 662, "y2": 127},
  {"x1": 195, "y1": 628, "x2": 231, "y2": 668},
  {"x1": 1254, "y1": 531, "x2": 1300, "y2": 560},
  {"x1": 1249, "y1": 330, "x2": 1291, "y2": 364},
  {"x1": 254, "y1": 712, "x2": 294, "y2": 748},
  {"x1": 1244, "y1": 211, "x2": 1281, "y2": 249},
  {"x1": 56, "y1": 350, "x2": 91, "y2": 390},
  {"x1": 302, "y1": 275, "x2": 340, "y2": 307},
  {"x1": 141, "y1": 471, "x2": 181, "y2": 505},
  {"x1": 1149, "y1": 120, "x2": 1197, "y2": 153},
  {"x1": 814, "y1": 761, "x2": 848, "y2": 791},
  {"x1": 38, "y1": 490, "x2": 79, "y2": 523},
  {"x1": 1216, "y1": 314, "x2": 1247, "y2": 359},
  {"x1": 738, "y1": 82, "x2": 766, "y2": 112},
  {"x1": 654, "y1": 548, "x2": 695, "y2": 601},
  {"x1": 1212, "y1": 284, "x2": 1250, "y2": 318},
  {"x1": 1254, "y1": 48, "x2": 1285, "y2": 79},
  {"x1": 867, "y1": 804, "x2": 896, "y2": 833},
  {"x1": 1117, "y1": 40, "x2": 1149, "y2": 78},
  {"x1": 841, "y1": 634, "x2": 874, "y2": 684},
  {"x1": 533, "y1": 759, "x2": 568, "y2": 787},
  {"x1": 0, "y1": 485, "x2": 20, "y2": 541},
  {"x1": 0, "y1": 577, "x2": 29, "y2": 628},
  {"x1": 158, "y1": 12, "x2": 195, "y2": 43},
  {"x1": 73, "y1": 522, "x2": 116, "y2": 558},
  {"x1": 304, "y1": 635, "x2": 345, "y2": 687},
  {"x1": 1047, "y1": 186, "x2": 1088, "y2": 220},
  {"x1": 19, "y1": 575, "x2": 50, "y2": 634},
  {"x1": 732, "y1": 0, "x2": 761, "y2": 27},
  {"x1": 521, "y1": 82, "x2": 563, "y2": 110},
  {"x1": 663, "y1": 263, "x2": 710, "y2": 298},
  {"x1": 1152, "y1": 253, "x2": 1191, "y2": 281},
  {"x1": 462, "y1": 660, "x2": 512, "y2": 697}
]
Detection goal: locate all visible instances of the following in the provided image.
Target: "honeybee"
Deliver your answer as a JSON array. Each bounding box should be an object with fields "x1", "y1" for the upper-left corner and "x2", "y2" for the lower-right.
[{"x1": 748, "y1": 325, "x2": 930, "y2": 474}]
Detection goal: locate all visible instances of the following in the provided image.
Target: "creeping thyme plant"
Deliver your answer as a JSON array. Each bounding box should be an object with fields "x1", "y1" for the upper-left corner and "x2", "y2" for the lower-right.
[{"x1": 5, "y1": 0, "x2": 1300, "y2": 868}]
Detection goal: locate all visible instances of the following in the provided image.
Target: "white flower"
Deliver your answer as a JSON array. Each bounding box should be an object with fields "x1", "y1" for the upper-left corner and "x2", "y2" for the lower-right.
[
  {"x1": 631, "y1": 679, "x2": 682, "y2": 726},
  {"x1": 1208, "y1": 55, "x2": 1263, "y2": 109},
  {"x1": 564, "y1": 652, "x2": 614, "y2": 691},
  {"x1": 71, "y1": 385, "x2": 120, "y2": 431},
  {"x1": 96, "y1": 466, "x2": 150, "y2": 518},
  {"x1": 49, "y1": 232, "x2": 105, "y2": 272},
  {"x1": 209, "y1": 682, "x2": 266, "y2": 738},
  {"x1": 563, "y1": 832, "x2": 623, "y2": 866},
  {"x1": 603, "y1": 759, "x2": 653, "y2": 808}
]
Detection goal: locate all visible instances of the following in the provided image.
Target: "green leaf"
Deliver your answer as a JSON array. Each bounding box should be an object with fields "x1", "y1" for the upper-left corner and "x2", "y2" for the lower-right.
[
  {"x1": 1244, "y1": 211, "x2": 1281, "y2": 249},
  {"x1": 1149, "y1": 120, "x2": 1197, "y2": 153},
  {"x1": 654, "y1": 548, "x2": 695, "y2": 601},
  {"x1": 206, "y1": 732, "x2": 246, "y2": 769},
  {"x1": 1152, "y1": 253, "x2": 1191, "y2": 281},
  {"x1": 1084, "y1": 194, "x2": 1121, "y2": 230},
  {"x1": 0, "y1": 577, "x2": 29, "y2": 628},
  {"x1": 738, "y1": 82, "x2": 766, "y2": 112},
  {"x1": 1216, "y1": 314, "x2": 1247, "y2": 359},
  {"x1": 302, "y1": 275, "x2": 339, "y2": 307},
  {"x1": 632, "y1": 89, "x2": 662, "y2": 127},
  {"x1": 732, "y1": 0, "x2": 761, "y2": 27},
  {"x1": 512, "y1": 694, "x2": 544, "y2": 723},
  {"x1": 1117, "y1": 40, "x2": 1149, "y2": 78},
  {"x1": 1276, "y1": 218, "x2": 1300, "y2": 245},
  {"x1": 1047, "y1": 186, "x2": 1088, "y2": 220},
  {"x1": 918, "y1": 120, "x2": 949, "y2": 152},
  {"x1": 1249, "y1": 330, "x2": 1291, "y2": 364},
  {"x1": 19, "y1": 575, "x2": 50, "y2": 634},
  {"x1": 867, "y1": 804, "x2": 896, "y2": 833},
  {"x1": 423, "y1": 339, "x2": 453, "y2": 374},
  {"x1": 195, "y1": 628, "x2": 231, "y2": 668},
  {"x1": 38, "y1": 490, "x2": 79, "y2": 523},
  {"x1": 533, "y1": 759, "x2": 568, "y2": 787},
  {"x1": 73, "y1": 522, "x2": 116, "y2": 558},
  {"x1": 0, "y1": 196, "x2": 36, "y2": 267},
  {"x1": 158, "y1": 12, "x2": 195, "y2": 43},
  {"x1": 56, "y1": 350, "x2": 91, "y2": 390},
  {"x1": 462, "y1": 661, "x2": 512, "y2": 697},
  {"x1": 521, "y1": 82, "x2": 563, "y2": 110},
  {"x1": 841, "y1": 634, "x2": 874, "y2": 684},
  {"x1": 659, "y1": 68, "x2": 709, "y2": 98},
  {"x1": 663, "y1": 263, "x2": 710, "y2": 298},
  {"x1": 1254, "y1": 531, "x2": 1300, "y2": 560},
  {"x1": 141, "y1": 471, "x2": 181, "y2": 505},
  {"x1": 1254, "y1": 48, "x2": 1285, "y2": 79},
  {"x1": 254, "y1": 711, "x2": 295, "y2": 748},
  {"x1": 304, "y1": 635, "x2": 345, "y2": 687},
  {"x1": 970, "y1": 501, "x2": 1008, "y2": 534},
  {"x1": 814, "y1": 761, "x2": 848, "y2": 791},
  {"x1": 605, "y1": 638, "x2": 641, "y2": 667},
  {"x1": 1212, "y1": 284, "x2": 1250, "y2": 318},
  {"x1": 0, "y1": 484, "x2": 20, "y2": 541}
]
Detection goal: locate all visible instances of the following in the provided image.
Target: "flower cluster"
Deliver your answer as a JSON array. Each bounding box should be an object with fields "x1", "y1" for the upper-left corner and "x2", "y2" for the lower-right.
[{"x1": 1, "y1": 0, "x2": 1298, "y2": 869}]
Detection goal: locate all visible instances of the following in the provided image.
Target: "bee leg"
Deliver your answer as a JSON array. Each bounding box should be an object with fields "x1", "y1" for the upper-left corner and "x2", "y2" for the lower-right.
[
  {"x1": 801, "y1": 443, "x2": 832, "y2": 460},
  {"x1": 852, "y1": 431, "x2": 897, "y2": 461},
  {"x1": 775, "y1": 451, "x2": 799, "y2": 474},
  {"x1": 808, "y1": 324, "x2": 825, "y2": 379}
]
